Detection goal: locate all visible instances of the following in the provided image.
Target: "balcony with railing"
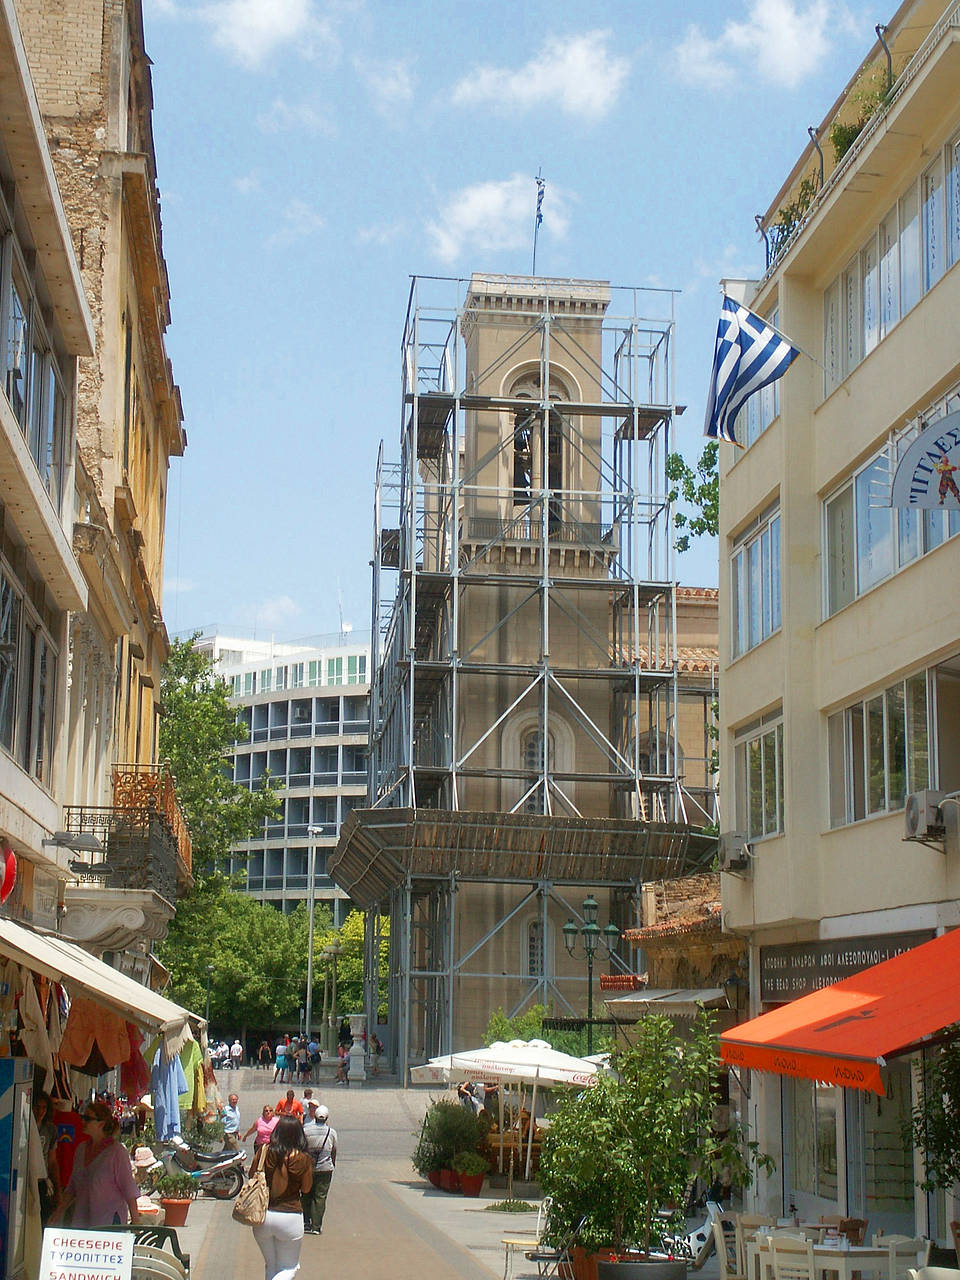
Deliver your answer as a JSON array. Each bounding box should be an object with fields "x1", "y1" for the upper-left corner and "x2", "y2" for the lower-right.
[
  {"x1": 112, "y1": 763, "x2": 193, "y2": 878},
  {"x1": 62, "y1": 805, "x2": 179, "y2": 905}
]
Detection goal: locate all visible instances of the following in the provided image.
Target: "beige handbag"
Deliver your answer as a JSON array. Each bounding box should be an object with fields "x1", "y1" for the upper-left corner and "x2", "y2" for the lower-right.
[{"x1": 232, "y1": 1145, "x2": 268, "y2": 1226}]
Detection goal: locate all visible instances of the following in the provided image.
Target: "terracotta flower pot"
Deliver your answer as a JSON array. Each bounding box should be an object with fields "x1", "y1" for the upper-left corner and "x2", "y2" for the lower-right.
[
  {"x1": 159, "y1": 1198, "x2": 191, "y2": 1228},
  {"x1": 439, "y1": 1168, "x2": 460, "y2": 1192},
  {"x1": 427, "y1": 1170, "x2": 442, "y2": 1187},
  {"x1": 459, "y1": 1172, "x2": 484, "y2": 1197}
]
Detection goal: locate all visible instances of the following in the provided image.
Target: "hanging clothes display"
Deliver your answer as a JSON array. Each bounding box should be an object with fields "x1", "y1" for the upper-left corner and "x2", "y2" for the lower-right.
[
  {"x1": 16, "y1": 967, "x2": 55, "y2": 1089},
  {"x1": 120, "y1": 1024, "x2": 150, "y2": 1101},
  {"x1": 58, "y1": 995, "x2": 130, "y2": 1069},
  {"x1": 151, "y1": 1046, "x2": 188, "y2": 1141}
]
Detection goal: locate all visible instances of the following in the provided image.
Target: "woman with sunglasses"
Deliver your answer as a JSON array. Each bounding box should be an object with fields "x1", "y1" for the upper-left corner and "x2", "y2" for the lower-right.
[
  {"x1": 243, "y1": 1102, "x2": 279, "y2": 1150},
  {"x1": 52, "y1": 1100, "x2": 141, "y2": 1227}
]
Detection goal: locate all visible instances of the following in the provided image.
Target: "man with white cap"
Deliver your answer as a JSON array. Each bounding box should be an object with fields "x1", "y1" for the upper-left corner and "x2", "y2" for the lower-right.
[{"x1": 301, "y1": 1099, "x2": 337, "y2": 1234}]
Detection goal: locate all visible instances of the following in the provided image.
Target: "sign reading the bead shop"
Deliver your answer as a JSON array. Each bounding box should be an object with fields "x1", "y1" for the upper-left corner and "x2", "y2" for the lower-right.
[
  {"x1": 890, "y1": 409, "x2": 960, "y2": 507},
  {"x1": 760, "y1": 931, "x2": 932, "y2": 1002}
]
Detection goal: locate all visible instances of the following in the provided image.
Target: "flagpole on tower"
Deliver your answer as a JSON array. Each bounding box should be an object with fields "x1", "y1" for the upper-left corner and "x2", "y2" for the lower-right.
[{"x1": 532, "y1": 169, "x2": 545, "y2": 275}]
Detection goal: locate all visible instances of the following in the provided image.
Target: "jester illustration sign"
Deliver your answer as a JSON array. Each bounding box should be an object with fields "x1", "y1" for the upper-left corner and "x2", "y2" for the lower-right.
[{"x1": 890, "y1": 409, "x2": 960, "y2": 507}]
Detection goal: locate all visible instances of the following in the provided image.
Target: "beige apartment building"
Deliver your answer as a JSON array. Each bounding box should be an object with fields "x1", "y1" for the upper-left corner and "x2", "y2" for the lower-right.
[
  {"x1": 7, "y1": 0, "x2": 190, "y2": 974},
  {"x1": 718, "y1": 0, "x2": 960, "y2": 1242},
  {"x1": 333, "y1": 274, "x2": 717, "y2": 1077}
]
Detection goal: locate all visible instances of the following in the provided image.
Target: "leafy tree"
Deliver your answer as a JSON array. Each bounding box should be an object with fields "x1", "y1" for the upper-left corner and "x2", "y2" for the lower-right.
[
  {"x1": 482, "y1": 1004, "x2": 615, "y2": 1059},
  {"x1": 666, "y1": 442, "x2": 718, "y2": 553},
  {"x1": 317, "y1": 909, "x2": 389, "y2": 1022},
  {"x1": 908, "y1": 1031, "x2": 960, "y2": 1191},
  {"x1": 158, "y1": 873, "x2": 332, "y2": 1031},
  {"x1": 160, "y1": 636, "x2": 279, "y2": 875}
]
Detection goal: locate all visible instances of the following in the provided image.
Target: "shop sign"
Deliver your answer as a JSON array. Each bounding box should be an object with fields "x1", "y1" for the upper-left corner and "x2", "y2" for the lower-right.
[
  {"x1": 889, "y1": 410, "x2": 960, "y2": 507},
  {"x1": 40, "y1": 1228, "x2": 133, "y2": 1280},
  {"x1": 760, "y1": 931, "x2": 932, "y2": 1001}
]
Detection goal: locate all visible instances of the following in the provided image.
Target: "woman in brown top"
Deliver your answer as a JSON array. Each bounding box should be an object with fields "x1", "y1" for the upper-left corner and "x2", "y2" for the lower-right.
[{"x1": 251, "y1": 1114, "x2": 313, "y2": 1280}]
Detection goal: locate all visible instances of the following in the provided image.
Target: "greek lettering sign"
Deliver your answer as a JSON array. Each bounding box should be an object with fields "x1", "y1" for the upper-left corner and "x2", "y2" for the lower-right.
[
  {"x1": 890, "y1": 410, "x2": 960, "y2": 507},
  {"x1": 760, "y1": 931, "x2": 932, "y2": 1002},
  {"x1": 40, "y1": 1228, "x2": 133, "y2": 1280}
]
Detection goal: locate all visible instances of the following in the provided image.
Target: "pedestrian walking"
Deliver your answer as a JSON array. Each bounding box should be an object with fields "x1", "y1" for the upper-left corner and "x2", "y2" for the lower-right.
[
  {"x1": 230, "y1": 1038, "x2": 243, "y2": 1071},
  {"x1": 273, "y1": 1038, "x2": 287, "y2": 1084},
  {"x1": 275, "y1": 1088, "x2": 303, "y2": 1119},
  {"x1": 243, "y1": 1104, "x2": 278, "y2": 1151},
  {"x1": 258, "y1": 1040, "x2": 272, "y2": 1070},
  {"x1": 222, "y1": 1093, "x2": 241, "y2": 1150},
  {"x1": 301, "y1": 1100, "x2": 337, "y2": 1235},
  {"x1": 251, "y1": 1114, "x2": 312, "y2": 1280},
  {"x1": 335, "y1": 1040, "x2": 349, "y2": 1086}
]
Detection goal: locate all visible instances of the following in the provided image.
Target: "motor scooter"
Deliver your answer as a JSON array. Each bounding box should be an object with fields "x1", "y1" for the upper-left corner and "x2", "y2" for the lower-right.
[{"x1": 160, "y1": 1138, "x2": 246, "y2": 1199}]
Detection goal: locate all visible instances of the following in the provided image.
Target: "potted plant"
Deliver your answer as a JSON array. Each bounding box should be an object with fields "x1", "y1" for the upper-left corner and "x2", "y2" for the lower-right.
[
  {"x1": 539, "y1": 1010, "x2": 772, "y2": 1280},
  {"x1": 151, "y1": 1171, "x2": 198, "y2": 1227},
  {"x1": 412, "y1": 1133, "x2": 444, "y2": 1188},
  {"x1": 412, "y1": 1098, "x2": 485, "y2": 1192},
  {"x1": 452, "y1": 1150, "x2": 489, "y2": 1197},
  {"x1": 908, "y1": 1030, "x2": 960, "y2": 1193}
]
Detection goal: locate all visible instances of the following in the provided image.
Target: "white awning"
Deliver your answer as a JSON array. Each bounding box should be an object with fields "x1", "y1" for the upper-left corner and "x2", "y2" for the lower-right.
[
  {"x1": 604, "y1": 987, "x2": 726, "y2": 1021},
  {"x1": 0, "y1": 917, "x2": 199, "y2": 1058}
]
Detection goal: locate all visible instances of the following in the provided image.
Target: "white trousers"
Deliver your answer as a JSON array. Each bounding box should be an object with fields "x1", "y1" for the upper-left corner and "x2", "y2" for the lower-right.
[{"x1": 252, "y1": 1209, "x2": 304, "y2": 1280}]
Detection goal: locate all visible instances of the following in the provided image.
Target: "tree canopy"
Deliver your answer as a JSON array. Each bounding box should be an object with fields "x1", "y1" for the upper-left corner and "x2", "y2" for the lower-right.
[
  {"x1": 160, "y1": 636, "x2": 279, "y2": 874},
  {"x1": 666, "y1": 442, "x2": 719, "y2": 553}
]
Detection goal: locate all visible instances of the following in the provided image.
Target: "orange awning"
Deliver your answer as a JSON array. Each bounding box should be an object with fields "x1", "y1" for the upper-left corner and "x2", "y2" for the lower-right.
[{"x1": 720, "y1": 928, "x2": 960, "y2": 1093}]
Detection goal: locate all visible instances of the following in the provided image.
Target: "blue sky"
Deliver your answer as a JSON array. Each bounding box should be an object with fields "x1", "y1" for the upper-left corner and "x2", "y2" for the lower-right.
[{"x1": 147, "y1": 0, "x2": 873, "y2": 640}]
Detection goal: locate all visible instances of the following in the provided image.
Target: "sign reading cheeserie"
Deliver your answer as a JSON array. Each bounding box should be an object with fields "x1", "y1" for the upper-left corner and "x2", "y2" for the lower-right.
[
  {"x1": 759, "y1": 931, "x2": 932, "y2": 1002},
  {"x1": 890, "y1": 409, "x2": 960, "y2": 508}
]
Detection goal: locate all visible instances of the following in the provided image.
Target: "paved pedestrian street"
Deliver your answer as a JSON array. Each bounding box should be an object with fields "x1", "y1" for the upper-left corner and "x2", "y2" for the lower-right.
[{"x1": 177, "y1": 1069, "x2": 547, "y2": 1280}]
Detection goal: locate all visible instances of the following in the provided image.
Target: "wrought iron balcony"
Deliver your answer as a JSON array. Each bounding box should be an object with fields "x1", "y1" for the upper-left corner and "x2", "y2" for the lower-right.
[
  {"x1": 62, "y1": 805, "x2": 179, "y2": 906},
  {"x1": 112, "y1": 762, "x2": 193, "y2": 877}
]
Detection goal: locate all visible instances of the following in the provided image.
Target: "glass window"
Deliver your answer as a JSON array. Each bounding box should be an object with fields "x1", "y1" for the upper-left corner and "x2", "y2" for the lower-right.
[
  {"x1": 900, "y1": 183, "x2": 921, "y2": 314},
  {"x1": 823, "y1": 278, "x2": 841, "y2": 393},
  {"x1": 4, "y1": 273, "x2": 28, "y2": 425},
  {"x1": 731, "y1": 507, "x2": 781, "y2": 657},
  {"x1": 735, "y1": 714, "x2": 784, "y2": 841},
  {"x1": 327, "y1": 656, "x2": 343, "y2": 686},
  {"x1": 0, "y1": 573, "x2": 21, "y2": 751},
  {"x1": 947, "y1": 134, "x2": 960, "y2": 270},
  {"x1": 879, "y1": 205, "x2": 900, "y2": 337},
  {"x1": 861, "y1": 233, "x2": 879, "y2": 355},
  {"x1": 842, "y1": 258, "x2": 861, "y2": 373},
  {"x1": 922, "y1": 155, "x2": 945, "y2": 291},
  {"x1": 828, "y1": 673, "x2": 929, "y2": 827},
  {"x1": 259, "y1": 668, "x2": 271, "y2": 693},
  {"x1": 855, "y1": 460, "x2": 893, "y2": 593}
]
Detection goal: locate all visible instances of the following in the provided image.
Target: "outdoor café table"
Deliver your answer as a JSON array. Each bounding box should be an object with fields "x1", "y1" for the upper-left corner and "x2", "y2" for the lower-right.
[{"x1": 747, "y1": 1238, "x2": 896, "y2": 1280}]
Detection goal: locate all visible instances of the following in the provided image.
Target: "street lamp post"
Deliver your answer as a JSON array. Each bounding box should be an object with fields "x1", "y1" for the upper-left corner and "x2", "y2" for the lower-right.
[
  {"x1": 304, "y1": 826, "x2": 322, "y2": 1039},
  {"x1": 326, "y1": 937, "x2": 342, "y2": 1057},
  {"x1": 205, "y1": 963, "x2": 214, "y2": 1025},
  {"x1": 562, "y1": 894, "x2": 619, "y2": 1056}
]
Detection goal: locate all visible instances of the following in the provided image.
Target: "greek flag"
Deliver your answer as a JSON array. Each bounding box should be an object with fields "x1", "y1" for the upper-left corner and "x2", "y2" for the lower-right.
[{"x1": 704, "y1": 295, "x2": 800, "y2": 444}]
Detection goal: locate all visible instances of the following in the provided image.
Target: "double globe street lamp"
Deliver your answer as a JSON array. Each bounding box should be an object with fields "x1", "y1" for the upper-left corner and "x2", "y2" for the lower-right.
[{"x1": 562, "y1": 894, "x2": 619, "y2": 1056}]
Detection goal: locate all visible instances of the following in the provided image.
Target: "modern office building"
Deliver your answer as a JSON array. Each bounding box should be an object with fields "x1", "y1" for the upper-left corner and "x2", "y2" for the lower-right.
[
  {"x1": 333, "y1": 274, "x2": 718, "y2": 1077},
  {"x1": 196, "y1": 631, "x2": 370, "y2": 923},
  {"x1": 717, "y1": 0, "x2": 960, "y2": 1242}
]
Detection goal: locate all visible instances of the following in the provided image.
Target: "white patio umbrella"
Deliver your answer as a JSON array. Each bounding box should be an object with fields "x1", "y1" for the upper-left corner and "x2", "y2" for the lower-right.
[{"x1": 410, "y1": 1039, "x2": 597, "y2": 1178}]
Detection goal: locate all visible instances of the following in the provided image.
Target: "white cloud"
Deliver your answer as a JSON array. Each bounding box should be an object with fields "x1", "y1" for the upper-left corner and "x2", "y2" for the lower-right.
[
  {"x1": 267, "y1": 199, "x2": 326, "y2": 248},
  {"x1": 675, "y1": 1, "x2": 848, "y2": 90},
  {"x1": 353, "y1": 55, "x2": 415, "y2": 119},
  {"x1": 196, "y1": 0, "x2": 339, "y2": 69},
  {"x1": 164, "y1": 576, "x2": 195, "y2": 594},
  {"x1": 451, "y1": 31, "x2": 629, "y2": 120},
  {"x1": 257, "y1": 595, "x2": 303, "y2": 629},
  {"x1": 355, "y1": 220, "x2": 405, "y2": 247},
  {"x1": 257, "y1": 97, "x2": 335, "y2": 135},
  {"x1": 233, "y1": 171, "x2": 261, "y2": 195},
  {"x1": 426, "y1": 174, "x2": 570, "y2": 266}
]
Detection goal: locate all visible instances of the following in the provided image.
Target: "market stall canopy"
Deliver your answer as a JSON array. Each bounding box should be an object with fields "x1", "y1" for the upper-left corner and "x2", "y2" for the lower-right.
[
  {"x1": 409, "y1": 1038, "x2": 598, "y2": 1087},
  {"x1": 605, "y1": 987, "x2": 726, "y2": 1021},
  {"x1": 720, "y1": 928, "x2": 960, "y2": 1094},
  {"x1": 0, "y1": 917, "x2": 199, "y2": 1059}
]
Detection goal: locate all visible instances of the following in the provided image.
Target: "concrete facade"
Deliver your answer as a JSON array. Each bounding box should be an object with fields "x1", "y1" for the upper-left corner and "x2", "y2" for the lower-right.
[{"x1": 718, "y1": 0, "x2": 960, "y2": 1242}]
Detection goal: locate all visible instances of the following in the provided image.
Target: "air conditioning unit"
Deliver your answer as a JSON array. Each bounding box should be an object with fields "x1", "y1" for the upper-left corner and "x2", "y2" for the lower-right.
[
  {"x1": 718, "y1": 832, "x2": 751, "y2": 872},
  {"x1": 904, "y1": 790, "x2": 946, "y2": 841}
]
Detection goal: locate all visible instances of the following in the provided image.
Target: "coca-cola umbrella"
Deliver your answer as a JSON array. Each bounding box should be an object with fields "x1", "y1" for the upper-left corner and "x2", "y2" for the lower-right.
[{"x1": 410, "y1": 1039, "x2": 598, "y2": 1178}]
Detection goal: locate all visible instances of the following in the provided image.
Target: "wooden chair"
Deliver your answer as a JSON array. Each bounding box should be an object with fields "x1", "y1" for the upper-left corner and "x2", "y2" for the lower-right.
[
  {"x1": 770, "y1": 1236, "x2": 817, "y2": 1280},
  {"x1": 736, "y1": 1216, "x2": 778, "y2": 1278},
  {"x1": 714, "y1": 1218, "x2": 746, "y2": 1280},
  {"x1": 839, "y1": 1219, "x2": 869, "y2": 1246},
  {"x1": 502, "y1": 1197, "x2": 551, "y2": 1280},
  {"x1": 879, "y1": 1238, "x2": 931, "y2": 1280}
]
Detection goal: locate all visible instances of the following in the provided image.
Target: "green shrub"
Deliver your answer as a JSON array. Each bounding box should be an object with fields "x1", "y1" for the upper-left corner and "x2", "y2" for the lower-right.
[
  {"x1": 413, "y1": 1099, "x2": 485, "y2": 1173},
  {"x1": 452, "y1": 1150, "x2": 489, "y2": 1176}
]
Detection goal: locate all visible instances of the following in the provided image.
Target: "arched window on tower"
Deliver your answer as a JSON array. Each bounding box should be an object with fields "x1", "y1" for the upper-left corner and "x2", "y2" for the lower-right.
[
  {"x1": 524, "y1": 918, "x2": 553, "y2": 979},
  {"x1": 522, "y1": 727, "x2": 554, "y2": 813},
  {"x1": 510, "y1": 381, "x2": 566, "y2": 532}
]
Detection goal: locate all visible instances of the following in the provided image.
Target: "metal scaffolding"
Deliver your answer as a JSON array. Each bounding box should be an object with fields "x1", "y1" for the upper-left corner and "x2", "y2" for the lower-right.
[
  {"x1": 370, "y1": 274, "x2": 686, "y2": 821},
  {"x1": 340, "y1": 274, "x2": 715, "y2": 1078}
]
